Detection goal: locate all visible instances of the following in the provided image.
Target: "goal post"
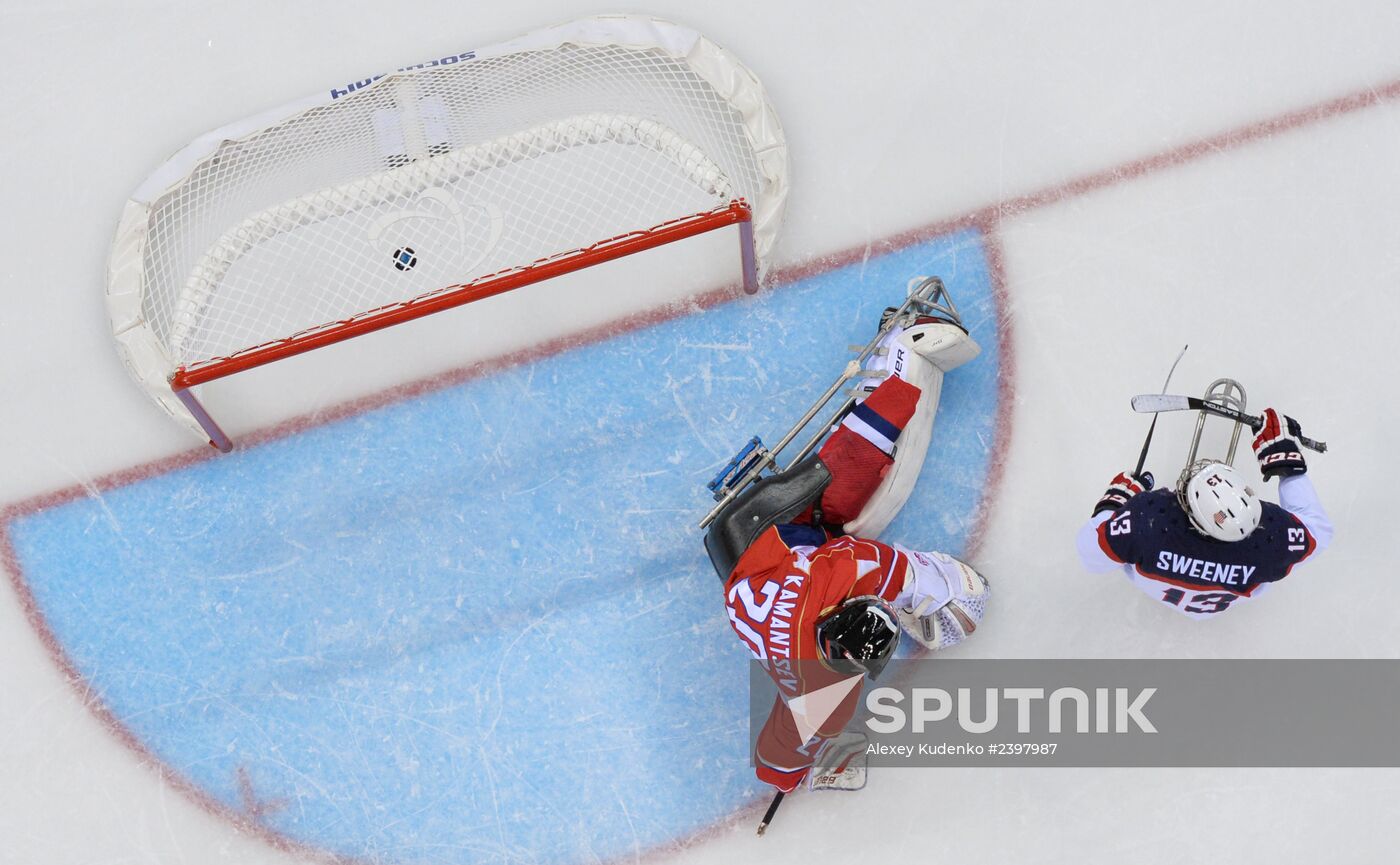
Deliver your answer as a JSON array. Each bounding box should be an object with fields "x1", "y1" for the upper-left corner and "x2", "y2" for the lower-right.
[{"x1": 107, "y1": 15, "x2": 788, "y2": 452}]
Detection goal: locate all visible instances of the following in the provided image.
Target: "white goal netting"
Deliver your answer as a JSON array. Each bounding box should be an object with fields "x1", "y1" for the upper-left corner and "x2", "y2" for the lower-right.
[{"x1": 107, "y1": 15, "x2": 788, "y2": 438}]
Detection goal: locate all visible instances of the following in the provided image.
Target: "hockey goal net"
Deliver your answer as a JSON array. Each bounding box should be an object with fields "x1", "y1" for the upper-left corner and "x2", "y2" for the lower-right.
[{"x1": 107, "y1": 15, "x2": 788, "y2": 451}]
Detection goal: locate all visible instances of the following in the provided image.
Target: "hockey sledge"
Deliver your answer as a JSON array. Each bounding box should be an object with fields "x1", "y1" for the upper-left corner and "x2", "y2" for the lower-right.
[{"x1": 699, "y1": 275, "x2": 971, "y2": 528}]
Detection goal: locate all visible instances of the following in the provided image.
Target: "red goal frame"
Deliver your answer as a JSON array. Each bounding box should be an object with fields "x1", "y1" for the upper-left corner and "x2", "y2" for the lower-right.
[{"x1": 171, "y1": 199, "x2": 757, "y2": 453}]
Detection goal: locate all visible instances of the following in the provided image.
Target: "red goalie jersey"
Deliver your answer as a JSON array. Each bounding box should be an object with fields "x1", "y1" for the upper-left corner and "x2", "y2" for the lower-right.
[
  {"x1": 725, "y1": 526, "x2": 909, "y2": 791},
  {"x1": 725, "y1": 526, "x2": 908, "y2": 663}
]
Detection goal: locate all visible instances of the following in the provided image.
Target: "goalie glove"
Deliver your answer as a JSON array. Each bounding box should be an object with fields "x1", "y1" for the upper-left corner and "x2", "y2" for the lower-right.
[
  {"x1": 893, "y1": 550, "x2": 989, "y2": 651},
  {"x1": 809, "y1": 732, "x2": 868, "y2": 791},
  {"x1": 1252, "y1": 408, "x2": 1307, "y2": 480},
  {"x1": 1092, "y1": 470, "x2": 1154, "y2": 517}
]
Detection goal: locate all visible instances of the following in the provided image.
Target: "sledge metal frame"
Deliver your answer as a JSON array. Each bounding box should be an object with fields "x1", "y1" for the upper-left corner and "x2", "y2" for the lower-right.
[
  {"x1": 1176, "y1": 377, "x2": 1249, "y2": 495},
  {"x1": 1185, "y1": 378, "x2": 1249, "y2": 467},
  {"x1": 698, "y1": 275, "x2": 965, "y2": 528}
]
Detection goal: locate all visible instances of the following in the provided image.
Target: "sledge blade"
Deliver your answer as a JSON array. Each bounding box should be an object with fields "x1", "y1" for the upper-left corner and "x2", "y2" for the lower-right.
[{"x1": 707, "y1": 436, "x2": 771, "y2": 499}]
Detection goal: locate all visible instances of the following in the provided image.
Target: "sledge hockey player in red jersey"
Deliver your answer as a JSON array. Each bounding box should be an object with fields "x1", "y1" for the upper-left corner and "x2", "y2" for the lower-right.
[
  {"x1": 702, "y1": 280, "x2": 989, "y2": 794},
  {"x1": 1076, "y1": 407, "x2": 1333, "y2": 618}
]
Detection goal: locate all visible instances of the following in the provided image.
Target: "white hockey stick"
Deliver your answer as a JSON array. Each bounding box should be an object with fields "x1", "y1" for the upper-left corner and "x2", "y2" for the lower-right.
[{"x1": 1130, "y1": 394, "x2": 1328, "y2": 452}]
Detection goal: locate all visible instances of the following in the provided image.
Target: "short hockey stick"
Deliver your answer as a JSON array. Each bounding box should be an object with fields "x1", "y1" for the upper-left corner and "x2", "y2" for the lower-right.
[
  {"x1": 1130, "y1": 394, "x2": 1328, "y2": 453},
  {"x1": 756, "y1": 790, "x2": 785, "y2": 836},
  {"x1": 1132, "y1": 344, "x2": 1189, "y2": 477}
]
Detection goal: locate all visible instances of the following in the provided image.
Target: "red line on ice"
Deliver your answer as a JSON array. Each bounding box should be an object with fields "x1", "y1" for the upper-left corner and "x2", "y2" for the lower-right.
[{"x1": 961, "y1": 218, "x2": 1015, "y2": 562}]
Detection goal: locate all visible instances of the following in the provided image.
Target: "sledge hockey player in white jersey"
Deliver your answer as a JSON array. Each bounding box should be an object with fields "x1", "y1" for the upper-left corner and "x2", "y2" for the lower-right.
[{"x1": 1077, "y1": 408, "x2": 1333, "y2": 618}]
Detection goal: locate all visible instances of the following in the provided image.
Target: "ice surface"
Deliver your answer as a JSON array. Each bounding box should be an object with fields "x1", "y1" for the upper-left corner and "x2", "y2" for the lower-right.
[
  {"x1": 4, "y1": 234, "x2": 999, "y2": 863},
  {"x1": 1, "y1": 2, "x2": 1398, "y2": 864}
]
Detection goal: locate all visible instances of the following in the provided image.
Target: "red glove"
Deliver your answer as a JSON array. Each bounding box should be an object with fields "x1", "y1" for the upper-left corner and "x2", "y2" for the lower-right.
[
  {"x1": 1092, "y1": 470, "x2": 1153, "y2": 516},
  {"x1": 1252, "y1": 408, "x2": 1307, "y2": 480}
]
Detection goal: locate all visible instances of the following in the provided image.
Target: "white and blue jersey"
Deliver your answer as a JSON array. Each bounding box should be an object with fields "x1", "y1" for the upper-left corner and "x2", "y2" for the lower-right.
[{"x1": 1076, "y1": 475, "x2": 1332, "y2": 619}]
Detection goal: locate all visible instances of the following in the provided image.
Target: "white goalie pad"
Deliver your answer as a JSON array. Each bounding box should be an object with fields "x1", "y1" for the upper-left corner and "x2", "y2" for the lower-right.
[{"x1": 842, "y1": 323, "x2": 980, "y2": 537}]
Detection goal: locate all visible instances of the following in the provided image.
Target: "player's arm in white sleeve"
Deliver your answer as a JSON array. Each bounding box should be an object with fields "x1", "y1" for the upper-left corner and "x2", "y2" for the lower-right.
[
  {"x1": 1076, "y1": 512, "x2": 1120, "y2": 573},
  {"x1": 1252, "y1": 407, "x2": 1333, "y2": 556},
  {"x1": 1278, "y1": 474, "x2": 1333, "y2": 555},
  {"x1": 1076, "y1": 470, "x2": 1151, "y2": 574}
]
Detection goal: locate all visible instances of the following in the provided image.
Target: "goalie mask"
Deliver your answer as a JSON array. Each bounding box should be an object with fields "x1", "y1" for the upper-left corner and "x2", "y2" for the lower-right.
[
  {"x1": 815, "y1": 596, "x2": 899, "y2": 679},
  {"x1": 1176, "y1": 460, "x2": 1262, "y2": 542}
]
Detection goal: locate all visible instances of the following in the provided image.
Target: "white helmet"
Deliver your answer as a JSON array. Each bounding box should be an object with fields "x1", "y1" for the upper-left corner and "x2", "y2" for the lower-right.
[{"x1": 1176, "y1": 461, "x2": 1262, "y2": 542}]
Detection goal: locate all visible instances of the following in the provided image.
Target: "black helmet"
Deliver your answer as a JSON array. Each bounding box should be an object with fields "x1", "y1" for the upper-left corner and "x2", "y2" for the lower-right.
[{"x1": 815, "y1": 595, "x2": 900, "y2": 679}]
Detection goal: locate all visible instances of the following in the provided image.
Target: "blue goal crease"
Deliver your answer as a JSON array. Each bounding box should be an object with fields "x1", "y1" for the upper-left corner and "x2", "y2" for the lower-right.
[{"x1": 6, "y1": 227, "x2": 1001, "y2": 865}]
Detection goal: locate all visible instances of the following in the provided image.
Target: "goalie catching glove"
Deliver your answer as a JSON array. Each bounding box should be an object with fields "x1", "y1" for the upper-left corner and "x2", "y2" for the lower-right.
[
  {"x1": 1092, "y1": 470, "x2": 1154, "y2": 516},
  {"x1": 1252, "y1": 408, "x2": 1307, "y2": 480}
]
